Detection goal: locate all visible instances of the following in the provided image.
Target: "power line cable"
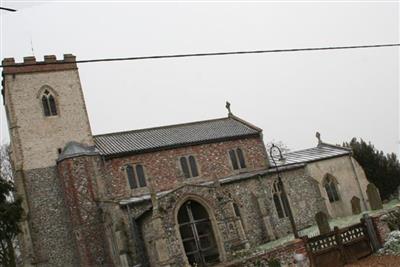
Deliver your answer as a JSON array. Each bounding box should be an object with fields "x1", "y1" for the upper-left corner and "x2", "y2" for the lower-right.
[
  {"x1": 1, "y1": 43, "x2": 399, "y2": 68},
  {"x1": 0, "y1": 7, "x2": 17, "y2": 12}
]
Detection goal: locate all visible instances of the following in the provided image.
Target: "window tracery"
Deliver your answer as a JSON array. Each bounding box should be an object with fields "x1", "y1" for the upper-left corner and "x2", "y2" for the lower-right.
[
  {"x1": 41, "y1": 89, "x2": 57, "y2": 116},
  {"x1": 323, "y1": 175, "x2": 340, "y2": 202},
  {"x1": 272, "y1": 180, "x2": 290, "y2": 218}
]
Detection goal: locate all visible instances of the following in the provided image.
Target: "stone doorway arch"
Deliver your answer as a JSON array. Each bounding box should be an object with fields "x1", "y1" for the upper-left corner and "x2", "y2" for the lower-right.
[{"x1": 177, "y1": 200, "x2": 220, "y2": 266}]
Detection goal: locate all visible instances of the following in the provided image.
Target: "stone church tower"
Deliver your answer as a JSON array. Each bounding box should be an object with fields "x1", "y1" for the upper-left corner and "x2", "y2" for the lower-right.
[{"x1": 2, "y1": 55, "x2": 109, "y2": 266}]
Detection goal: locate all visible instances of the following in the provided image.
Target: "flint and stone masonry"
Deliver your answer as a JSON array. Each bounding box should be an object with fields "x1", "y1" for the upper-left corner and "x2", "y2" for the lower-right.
[{"x1": 2, "y1": 54, "x2": 372, "y2": 267}]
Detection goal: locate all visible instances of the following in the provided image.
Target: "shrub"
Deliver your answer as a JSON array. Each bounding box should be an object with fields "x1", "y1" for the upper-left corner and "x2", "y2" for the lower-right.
[{"x1": 378, "y1": 230, "x2": 400, "y2": 256}]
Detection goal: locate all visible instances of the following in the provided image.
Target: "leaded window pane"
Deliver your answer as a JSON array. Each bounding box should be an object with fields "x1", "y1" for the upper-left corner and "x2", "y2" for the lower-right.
[
  {"x1": 233, "y1": 203, "x2": 241, "y2": 218},
  {"x1": 237, "y1": 148, "x2": 246, "y2": 168},
  {"x1": 126, "y1": 165, "x2": 137, "y2": 189},
  {"x1": 136, "y1": 164, "x2": 146, "y2": 187},
  {"x1": 180, "y1": 157, "x2": 190, "y2": 178},
  {"x1": 48, "y1": 95, "x2": 57, "y2": 115},
  {"x1": 273, "y1": 194, "x2": 285, "y2": 218},
  {"x1": 330, "y1": 183, "x2": 339, "y2": 201},
  {"x1": 229, "y1": 150, "x2": 239, "y2": 170},
  {"x1": 281, "y1": 194, "x2": 291, "y2": 218},
  {"x1": 42, "y1": 95, "x2": 50, "y2": 116},
  {"x1": 325, "y1": 183, "x2": 334, "y2": 202},
  {"x1": 188, "y1": 156, "x2": 199, "y2": 177}
]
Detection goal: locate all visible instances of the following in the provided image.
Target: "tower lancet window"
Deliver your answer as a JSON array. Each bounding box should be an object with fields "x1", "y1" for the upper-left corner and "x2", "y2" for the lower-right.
[{"x1": 41, "y1": 89, "x2": 57, "y2": 116}]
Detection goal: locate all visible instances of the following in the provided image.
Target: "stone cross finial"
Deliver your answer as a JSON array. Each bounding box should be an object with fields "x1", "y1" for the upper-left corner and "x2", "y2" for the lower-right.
[
  {"x1": 226, "y1": 101, "x2": 232, "y2": 116},
  {"x1": 316, "y1": 131, "x2": 322, "y2": 145}
]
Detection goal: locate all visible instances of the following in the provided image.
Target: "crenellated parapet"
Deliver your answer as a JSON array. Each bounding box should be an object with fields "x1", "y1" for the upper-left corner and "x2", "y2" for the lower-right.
[{"x1": 2, "y1": 54, "x2": 78, "y2": 75}]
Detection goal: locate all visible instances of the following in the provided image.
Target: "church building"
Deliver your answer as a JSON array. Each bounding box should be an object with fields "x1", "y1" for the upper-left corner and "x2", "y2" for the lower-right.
[{"x1": 2, "y1": 55, "x2": 372, "y2": 267}]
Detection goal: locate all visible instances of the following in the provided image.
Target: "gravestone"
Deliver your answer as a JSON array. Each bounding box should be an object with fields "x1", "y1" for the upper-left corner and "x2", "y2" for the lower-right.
[
  {"x1": 366, "y1": 183, "x2": 383, "y2": 210},
  {"x1": 315, "y1": 211, "x2": 331, "y2": 234},
  {"x1": 351, "y1": 196, "x2": 361, "y2": 214}
]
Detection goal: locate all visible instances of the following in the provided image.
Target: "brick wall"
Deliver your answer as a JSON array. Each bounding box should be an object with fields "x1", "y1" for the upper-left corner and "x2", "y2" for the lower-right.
[
  {"x1": 58, "y1": 155, "x2": 113, "y2": 267},
  {"x1": 103, "y1": 136, "x2": 268, "y2": 199},
  {"x1": 370, "y1": 208, "x2": 399, "y2": 246}
]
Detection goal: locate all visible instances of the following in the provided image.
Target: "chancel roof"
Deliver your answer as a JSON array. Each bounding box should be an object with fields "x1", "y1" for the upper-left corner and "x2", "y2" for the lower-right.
[
  {"x1": 94, "y1": 116, "x2": 261, "y2": 157},
  {"x1": 269, "y1": 143, "x2": 351, "y2": 167}
]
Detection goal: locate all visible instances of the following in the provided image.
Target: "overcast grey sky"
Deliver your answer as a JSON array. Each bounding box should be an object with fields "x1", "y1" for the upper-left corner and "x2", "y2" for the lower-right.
[{"x1": 1, "y1": 1, "x2": 399, "y2": 156}]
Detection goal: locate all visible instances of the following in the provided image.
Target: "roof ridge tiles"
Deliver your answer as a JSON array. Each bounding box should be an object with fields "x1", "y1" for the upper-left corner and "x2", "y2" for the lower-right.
[
  {"x1": 318, "y1": 142, "x2": 352, "y2": 152},
  {"x1": 93, "y1": 116, "x2": 230, "y2": 138},
  {"x1": 229, "y1": 114, "x2": 263, "y2": 132},
  {"x1": 93, "y1": 115, "x2": 262, "y2": 157}
]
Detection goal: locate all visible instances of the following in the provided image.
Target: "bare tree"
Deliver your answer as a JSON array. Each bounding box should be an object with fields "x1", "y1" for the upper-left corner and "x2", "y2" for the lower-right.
[{"x1": 266, "y1": 140, "x2": 290, "y2": 155}]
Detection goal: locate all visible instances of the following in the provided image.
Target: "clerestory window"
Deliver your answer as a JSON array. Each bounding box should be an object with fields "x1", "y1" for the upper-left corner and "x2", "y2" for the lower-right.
[
  {"x1": 180, "y1": 155, "x2": 199, "y2": 178},
  {"x1": 125, "y1": 164, "x2": 147, "y2": 189},
  {"x1": 229, "y1": 148, "x2": 246, "y2": 170},
  {"x1": 41, "y1": 89, "x2": 57, "y2": 116}
]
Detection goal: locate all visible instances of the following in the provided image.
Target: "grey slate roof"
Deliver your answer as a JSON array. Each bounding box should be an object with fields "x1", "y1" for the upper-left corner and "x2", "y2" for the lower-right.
[
  {"x1": 58, "y1": 141, "x2": 99, "y2": 161},
  {"x1": 94, "y1": 116, "x2": 261, "y2": 157},
  {"x1": 269, "y1": 144, "x2": 351, "y2": 167}
]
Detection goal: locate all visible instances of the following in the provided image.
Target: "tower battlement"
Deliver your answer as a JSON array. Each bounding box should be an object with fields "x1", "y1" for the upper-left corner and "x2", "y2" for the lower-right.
[{"x1": 2, "y1": 54, "x2": 77, "y2": 75}]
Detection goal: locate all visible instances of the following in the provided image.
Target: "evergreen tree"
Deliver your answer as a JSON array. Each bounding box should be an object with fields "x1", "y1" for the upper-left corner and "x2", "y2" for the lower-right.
[
  {"x1": 0, "y1": 144, "x2": 23, "y2": 267},
  {"x1": 343, "y1": 138, "x2": 400, "y2": 200}
]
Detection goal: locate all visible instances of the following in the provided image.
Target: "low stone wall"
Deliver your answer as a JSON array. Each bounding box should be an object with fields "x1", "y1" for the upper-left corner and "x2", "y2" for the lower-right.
[
  {"x1": 370, "y1": 205, "x2": 400, "y2": 245},
  {"x1": 371, "y1": 214, "x2": 391, "y2": 245},
  {"x1": 222, "y1": 239, "x2": 309, "y2": 267}
]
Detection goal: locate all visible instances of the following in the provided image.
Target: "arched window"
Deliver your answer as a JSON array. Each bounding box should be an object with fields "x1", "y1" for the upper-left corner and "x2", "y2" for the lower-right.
[
  {"x1": 180, "y1": 155, "x2": 199, "y2": 178},
  {"x1": 178, "y1": 200, "x2": 219, "y2": 265},
  {"x1": 125, "y1": 164, "x2": 147, "y2": 189},
  {"x1": 323, "y1": 175, "x2": 340, "y2": 203},
  {"x1": 41, "y1": 89, "x2": 57, "y2": 116},
  {"x1": 229, "y1": 148, "x2": 247, "y2": 170},
  {"x1": 272, "y1": 180, "x2": 291, "y2": 219}
]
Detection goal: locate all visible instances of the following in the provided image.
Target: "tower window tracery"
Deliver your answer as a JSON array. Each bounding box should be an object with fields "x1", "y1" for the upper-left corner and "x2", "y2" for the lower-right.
[{"x1": 41, "y1": 89, "x2": 57, "y2": 116}]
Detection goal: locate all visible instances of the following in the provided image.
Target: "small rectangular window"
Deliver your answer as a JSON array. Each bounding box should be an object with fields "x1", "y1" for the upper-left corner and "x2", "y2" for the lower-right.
[
  {"x1": 229, "y1": 150, "x2": 239, "y2": 170},
  {"x1": 180, "y1": 157, "x2": 191, "y2": 178},
  {"x1": 188, "y1": 156, "x2": 199, "y2": 177},
  {"x1": 229, "y1": 148, "x2": 246, "y2": 170},
  {"x1": 125, "y1": 164, "x2": 146, "y2": 189},
  {"x1": 237, "y1": 148, "x2": 246, "y2": 168},
  {"x1": 136, "y1": 165, "x2": 147, "y2": 187},
  {"x1": 180, "y1": 155, "x2": 199, "y2": 178}
]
